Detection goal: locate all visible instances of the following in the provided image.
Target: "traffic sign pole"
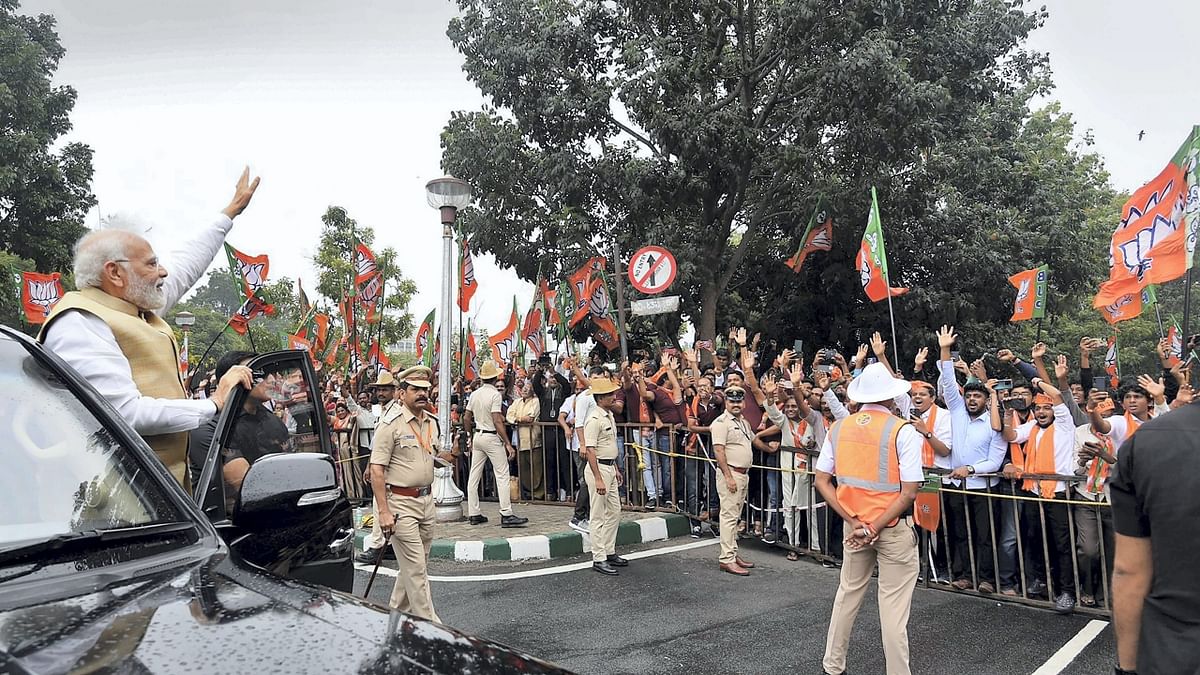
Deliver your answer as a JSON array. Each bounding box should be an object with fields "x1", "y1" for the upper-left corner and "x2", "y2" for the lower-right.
[{"x1": 612, "y1": 240, "x2": 629, "y2": 363}]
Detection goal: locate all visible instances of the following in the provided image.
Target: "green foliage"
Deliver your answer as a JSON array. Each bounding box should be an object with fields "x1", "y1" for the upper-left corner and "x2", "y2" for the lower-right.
[
  {"x1": 312, "y1": 206, "x2": 417, "y2": 350},
  {"x1": 0, "y1": 1, "x2": 96, "y2": 276},
  {"x1": 440, "y1": 0, "x2": 1116, "y2": 356}
]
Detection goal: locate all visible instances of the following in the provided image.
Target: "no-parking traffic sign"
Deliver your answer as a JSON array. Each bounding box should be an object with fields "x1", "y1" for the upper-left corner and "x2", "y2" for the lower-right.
[{"x1": 628, "y1": 246, "x2": 677, "y2": 295}]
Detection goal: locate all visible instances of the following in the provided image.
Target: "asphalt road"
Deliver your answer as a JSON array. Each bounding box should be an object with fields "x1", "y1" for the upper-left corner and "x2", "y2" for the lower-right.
[{"x1": 353, "y1": 538, "x2": 1114, "y2": 674}]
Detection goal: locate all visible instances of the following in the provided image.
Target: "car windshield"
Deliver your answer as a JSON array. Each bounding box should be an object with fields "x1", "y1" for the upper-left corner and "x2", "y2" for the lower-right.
[{"x1": 0, "y1": 339, "x2": 186, "y2": 549}]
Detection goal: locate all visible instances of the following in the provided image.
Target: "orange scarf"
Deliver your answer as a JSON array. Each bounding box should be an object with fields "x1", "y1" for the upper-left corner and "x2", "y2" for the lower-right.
[
  {"x1": 788, "y1": 417, "x2": 810, "y2": 471},
  {"x1": 920, "y1": 406, "x2": 938, "y2": 467},
  {"x1": 1012, "y1": 424, "x2": 1058, "y2": 499}
]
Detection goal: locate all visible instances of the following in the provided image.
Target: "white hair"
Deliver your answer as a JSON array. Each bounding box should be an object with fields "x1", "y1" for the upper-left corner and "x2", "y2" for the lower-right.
[{"x1": 73, "y1": 229, "x2": 139, "y2": 288}]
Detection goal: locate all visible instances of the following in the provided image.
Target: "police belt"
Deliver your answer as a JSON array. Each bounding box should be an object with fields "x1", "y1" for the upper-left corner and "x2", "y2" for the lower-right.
[
  {"x1": 596, "y1": 458, "x2": 617, "y2": 466},
  {"x1": 730, "y1": 466, "x2": 749, "y2": 474},
  {"x1": 474, "y1": 429, "x2": 497, "y2": 435},
  {"x1": 388, "y1": 485, "x2": 432, "y2": 498}
]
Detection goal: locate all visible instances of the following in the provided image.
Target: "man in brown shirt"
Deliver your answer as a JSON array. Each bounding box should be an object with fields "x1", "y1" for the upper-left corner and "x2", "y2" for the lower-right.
[
  {"x1": 369, "y1": 366, "x2": 440, "y2": 622},
  {"x1": 711, "y1": 384, "x2": 764, "y2": 576}
]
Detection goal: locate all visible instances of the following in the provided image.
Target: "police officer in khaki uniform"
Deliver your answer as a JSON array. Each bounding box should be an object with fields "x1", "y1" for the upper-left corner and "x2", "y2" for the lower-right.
[
  {"x1": 369, "y1": 366, "x2": 440, "y2": 622},
  {"x1": 464, "y1": 361, "x2": 529, "y2": 527},
  {"x1": 582, "y1": 376, "x2": 628, "y2": 575},
  {"x1": 711, "y1": 384, "x2": 763, "y2": 576}
]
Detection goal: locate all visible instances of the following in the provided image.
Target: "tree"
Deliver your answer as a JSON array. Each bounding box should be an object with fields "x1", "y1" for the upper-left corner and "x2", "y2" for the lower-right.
[
  {"x1": 169, "y1": 272, "x2": 302, "y2": 371},
  {"x1": 313, "y1": 206, "x2": 417, "y2": 350},
  {"x1": 0, "y1": 0, "x2": 96, "y2": 275},
  {"x1": 441, "y1": 0, "x2": 1113, "y2": 349}
]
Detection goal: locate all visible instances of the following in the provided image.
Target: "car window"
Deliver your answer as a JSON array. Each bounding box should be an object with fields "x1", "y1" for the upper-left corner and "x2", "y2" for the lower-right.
[{"x1": 0, "y1": 341, "x2": 184, "y2": 547}]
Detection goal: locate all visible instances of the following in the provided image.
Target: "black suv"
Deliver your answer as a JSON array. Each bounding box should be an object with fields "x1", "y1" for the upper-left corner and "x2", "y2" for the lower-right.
[{"x1": 0, "y1": 326, "x2": 566, "y2": 674}]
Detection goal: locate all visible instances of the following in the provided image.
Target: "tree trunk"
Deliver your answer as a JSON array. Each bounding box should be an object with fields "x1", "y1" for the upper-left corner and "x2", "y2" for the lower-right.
[{"x1": 697, "y1": 279, "x2": 720, "y2": 343}]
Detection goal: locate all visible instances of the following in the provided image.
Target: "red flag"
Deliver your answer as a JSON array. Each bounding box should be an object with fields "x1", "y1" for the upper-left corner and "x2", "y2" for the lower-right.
[
  {"x1": 20, "y1": 271, "x2": 64, "y2": 324},
  {"x1": 568, "y1": 256, "x2": 606, "y2": 327},
  {"x1": 489, "y1": 298, "x2": 520, "y2": 367},
  {"x1": 354, "y1": 243, "x2": 378, "y2": 285},
  {"x1": 229, "y1": 295, "x2": 275, "y2": 335},
  {"x1": 458, "y1": 237, "x2": 478, "y2": 312}
]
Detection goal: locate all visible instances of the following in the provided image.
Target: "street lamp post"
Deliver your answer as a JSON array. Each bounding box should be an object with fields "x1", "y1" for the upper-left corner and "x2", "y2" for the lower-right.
[
  {"x1": 425, "y1": 176, "x2": 472, "y2": 521},
  {"x1": 174, "y1": 311, "x2": 195, "y2": 384}
]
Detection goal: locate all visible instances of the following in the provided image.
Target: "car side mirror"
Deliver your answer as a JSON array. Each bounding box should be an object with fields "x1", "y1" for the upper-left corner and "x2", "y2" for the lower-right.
[{"x1": 233, "y1": 453, "x2": 344, "y2": 530}]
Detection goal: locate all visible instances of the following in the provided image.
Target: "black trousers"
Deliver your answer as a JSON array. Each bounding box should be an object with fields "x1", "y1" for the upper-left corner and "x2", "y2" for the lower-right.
[
  {"x1": 946, "y1": 487, "x2": 997, "y2": 583},
  {"x1": 1016, "y1": 490, "x2": 1074, "y2": 597}
]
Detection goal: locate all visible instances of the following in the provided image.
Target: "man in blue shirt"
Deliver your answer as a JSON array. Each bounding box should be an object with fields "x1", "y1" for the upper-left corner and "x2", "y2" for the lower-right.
[{"x1": 936, "y1": 326, "x2": 1006, "y2": 594}]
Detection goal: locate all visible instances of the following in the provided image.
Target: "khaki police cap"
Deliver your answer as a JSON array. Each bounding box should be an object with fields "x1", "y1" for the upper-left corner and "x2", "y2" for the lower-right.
[
  {"x1": 396, "y1": 365, "x2": 433, "y2": 388},
  {"x1": 589, "y1": 376, "x2": 619, "y2": 395},
  {"x1": 478, "y1": 360, "x2": 502, "y2": 380},
  {"x1": 367, "y1": 369, "x2": 396, "y2": 389}
]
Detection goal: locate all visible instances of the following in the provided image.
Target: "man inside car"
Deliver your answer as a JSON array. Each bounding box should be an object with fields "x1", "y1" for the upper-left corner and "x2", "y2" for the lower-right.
[{"x1": 188, "y1": 351, "x2": 292, "y2": 502}]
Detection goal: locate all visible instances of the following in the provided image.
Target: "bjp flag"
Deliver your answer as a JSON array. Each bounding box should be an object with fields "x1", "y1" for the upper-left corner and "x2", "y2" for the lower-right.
[
  {"x1": 856, "y1": 188, "x2": 908, "y2": 302},
  {"x1": 1105, "y1": 335, "x2": 1120, "y2": 389},
  {"x1": 567, "y1": 256, "x2": 606, "y2": 327},
  {"x1": 457, "y1": 237, "x2": 478, "y2": 312},
  {"x1": 1167, "y1": 322, "x2": 1184, "y2": 368},
  {"x1": 20, "y1": 271, "x2": 64, "y2": 324},
  {"x1": 415, "y1": 309, "x2": 435, "y2": 368},
  {"x1": 913, "y1": 476, "x2": 942, "y2": 533},
  {"x1": 488, "y1": 297, "x2": 520, "y2": 367},
  {"x1": 1097, "y1": 281, "x2": 1143, "y2": 325},
  {"x1": 1008, "y1": 265, "x2": 1048, "y2": 322},
  {"x1": 784, "y1": 200, "x2": 833, "y2": 273}
]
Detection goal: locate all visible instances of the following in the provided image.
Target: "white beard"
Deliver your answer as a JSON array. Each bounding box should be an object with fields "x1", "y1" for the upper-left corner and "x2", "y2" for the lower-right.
[{"x1": 126, "y1": 273, "x2": 166, "y2": 311}]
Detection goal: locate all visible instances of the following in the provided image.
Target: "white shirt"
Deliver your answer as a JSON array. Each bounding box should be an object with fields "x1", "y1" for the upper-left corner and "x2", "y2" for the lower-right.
[
  {"x1": 919, "y1": 405, "x2": 955, "y2": 475},
  {"x1": 1104, "y1": 402, "x2": 1170, "y2": 450},
  {"x1": 572, "y1": 390, "x2": 595, "y2": 451},
  {"x1": 815, "y1": 403, "x2": 925, "y2": 483},
  {"x1": 559, "y1": 394, "x2": 578, "y2": 452},
  {"x1": 1011, "y1": 403, "x2": 1076, "y2": 494},
  {"x1": 42, "y1": 214, "x2": 234, "y2": 436}
]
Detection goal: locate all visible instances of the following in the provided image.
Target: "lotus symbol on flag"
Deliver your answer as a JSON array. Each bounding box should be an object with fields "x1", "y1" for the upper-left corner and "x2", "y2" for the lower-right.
[
  {"x1": 1015, "y1": 278, "x2": 1031, "y2": 303},
  {"x1": 462, "y1": 254, "x2": 476, "y2": 287},
  {"x1": 589, "y1": 282, "x2": 609, "y2": 316},
  {"x1": 239, "y1": 263, "x2": 266, "y2": 292},
  {"x1": 1117, "y1": 226, "x2": 1162, "y2": 280},
  {"x1": 859, "y1": 256, "x2": 872, "y2": 290},
  {"x1": 1104, "y1": 294, "x2": 1134, "y2": 319},
  {"x1": 355, "y1": 251, "x2": 375, "y2": 280},
  {"x1": 494, "y1": 339, "x2": 512, "y2": 364},
  {"x1": 810, "y1": 228, "x2": 833, "y2": 251},
  {"x1": 27, "y1": 279, "x2": 61, "y2": 316}
]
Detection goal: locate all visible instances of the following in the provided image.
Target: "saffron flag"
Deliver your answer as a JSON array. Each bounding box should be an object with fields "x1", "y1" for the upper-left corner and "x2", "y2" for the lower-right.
[
  {"x1": 1105, "y1": 335, "x2": 1120, "y2": 389},
  {"x1": 554, "y1": 279, "x2": 573, "y2": 340},
  {"x1": 311, "y1": 313, "x2": 330, "y2": 351},
  {"x1": 567, "y1": 256, "x2": 606, "y2": 327},
  {"x1": 20, "y1": 271, "x2": 63, "y2": 324},
  {"x1": 223, "y1": 243, "x2": 269, "y2": 298},
  {"x1": 785, "y1": 200, "x2": 834, "y2": 273},
  {"x1": 489, "y1": 297, "x2": 520, "y2": 367},
  {"x1": 297, "y1": 278, "x2": 311, "y2": 317},
  {"x1": 1094, "y1": 127, "x2": 1200, "y2": 312},
  {"x1": 458, "y1": 237, "x2": 478, "y2": 312},
  {"x1": 229, "y1": 294, "x2": 275, "y2": 335},
  {"x1": 913, "y1": 477, "x2": 941, "y2": 533},
  {"x1": 178, "y1": 335, "x2": 189, "y2": 377},
  {"x1": 521, "y1": 294, "x2": 544, "y2": 360},
  {"x1": 540, "y1": 278, "x2": 560, "y2": 325},
  {"x1": 1008, "y1": 265, "x2": 1049, "y2": 322},
  {"x1": 288, "y1": 333, "x2": 313, "y2": 353},
  {"x1": 464, "y1": 323, "x2": 480, "y2": 381},
  {"x1": 1167, "y1": 321, "x2": 1183, "y2": 368},
  {"x1": 592, "y1": 315, "x2": 620, "y2": 351},
  {"x1": 354, "y1": 243, "x2": 378, "y2": 286},
  {"x1": 588, "y1": 270, "x2": 620, "y2": 351},
  {"x1": 324, "y1": 336, "x2": 343, "y2": 367},
  {"x1": 1099, "y1": 287, "x2": 1144, "y2": 325},
  {"x1": 856, "y1": 188, "x2": 908, "y2": 302},
  {"x1": 367, "y1": 340, "x2": 390, "y2": 370},
  {"x1": 415, "y1": 310, "x2": 435, "y2": 368}
]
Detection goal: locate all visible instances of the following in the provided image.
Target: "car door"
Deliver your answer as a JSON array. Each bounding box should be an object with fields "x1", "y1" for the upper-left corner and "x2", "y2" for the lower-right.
[{"x1": 194, "y1": 350, "x2": 355, "y2": 592}]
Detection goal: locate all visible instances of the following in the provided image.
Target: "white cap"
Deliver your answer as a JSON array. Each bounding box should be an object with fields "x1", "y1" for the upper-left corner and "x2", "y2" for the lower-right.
[{"x1": 847, "y1": 363, "x2": 911, "y2": 404}]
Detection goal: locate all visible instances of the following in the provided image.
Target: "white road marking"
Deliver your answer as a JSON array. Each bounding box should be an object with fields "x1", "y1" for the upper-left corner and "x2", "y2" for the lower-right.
[
  {"x1": 1030, "y1": 619, "x2": 1109, "y2": 675},
  {"x1": 427, "y1": 538, "x2": 721, "y2": 583}
]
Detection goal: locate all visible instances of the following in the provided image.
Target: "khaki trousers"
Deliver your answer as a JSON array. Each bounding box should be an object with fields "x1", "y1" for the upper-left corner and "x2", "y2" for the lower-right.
[
  {"x1": 822, "y1": 519, "x2": 919, "y2": 675},
  {"x1": 467, "y1": 433, "x2": 513, "y2": 517},
  {"x1": 585, "y1": 463, "x2": 620, "y2": 563},
  {"x1": 716, "y1": 471, "x2": 749, "y2": 564},
  {"x1": 386, "y1": 492, "x2": 440, "y2": 623}
]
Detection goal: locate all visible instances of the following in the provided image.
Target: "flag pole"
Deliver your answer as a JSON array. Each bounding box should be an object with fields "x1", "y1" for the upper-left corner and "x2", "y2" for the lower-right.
[
  {"x1": 1183, "y1": 268, "x2": 1194, "y2": 345},
  {"x1": 1035, "y1": 318, "x2": 1043, "y2": 345},
  {"x1": 1154, "y1": 300, "x2": 1166, "y2": 339}
]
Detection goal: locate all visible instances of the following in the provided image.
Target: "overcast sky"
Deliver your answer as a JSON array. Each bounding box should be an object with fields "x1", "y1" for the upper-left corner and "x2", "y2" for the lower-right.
[{"x1": 21, "y1": 0, "x2": 1200, "y2": 337}]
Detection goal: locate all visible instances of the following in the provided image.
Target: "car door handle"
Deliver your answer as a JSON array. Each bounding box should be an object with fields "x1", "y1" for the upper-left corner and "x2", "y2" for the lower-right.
[{"x1": 329, "y1": 527, "x2": 354, "y2": 553}]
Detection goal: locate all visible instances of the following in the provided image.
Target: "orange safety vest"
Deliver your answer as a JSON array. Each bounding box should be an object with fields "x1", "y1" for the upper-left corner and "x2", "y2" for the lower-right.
[
  {"x1": 1010, "y1": 424, "x2": 1058, "y2": 499},
  {"x1": 920, "y1": 406, "x2": 939, "y2": 468},
  {"x1": 829, "y1": 409, "x2": 907, "y2": 527}
]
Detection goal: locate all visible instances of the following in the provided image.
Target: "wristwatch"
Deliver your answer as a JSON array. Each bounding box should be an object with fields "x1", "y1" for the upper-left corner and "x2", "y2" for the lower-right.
[
  {"x1": 1114, "y1": 666, "x2": 1137, "y2": 675},
  {"x1": 922, "y1": 431, "x2": 933, "y2": 439},
  {"x1": 967, "y1": 465, "x2": 976, "y2": 475}
]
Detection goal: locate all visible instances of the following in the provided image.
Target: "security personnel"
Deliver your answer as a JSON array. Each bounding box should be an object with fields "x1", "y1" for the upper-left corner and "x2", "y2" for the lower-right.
[
  {"x1": 464, "y1": 361, "x2": 528, "y2": 527},
  {"x1": 711, "y1": 384, "x2": 763, "y2": 576},
  {"x1": 582, "y1": 376, "x2": 627, "y2": 575},
  {"x1": 815, "y1": 362, "x2": 925, "y2": 675},
  {"x1": 369, "y1": 366, "x2": 440, "y2": 622}
]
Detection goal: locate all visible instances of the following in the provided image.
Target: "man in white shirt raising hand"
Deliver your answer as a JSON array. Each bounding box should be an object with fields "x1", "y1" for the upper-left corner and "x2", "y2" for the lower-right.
[{"x1": 39, "y1": 169, "x2": 261, "y2": 487}]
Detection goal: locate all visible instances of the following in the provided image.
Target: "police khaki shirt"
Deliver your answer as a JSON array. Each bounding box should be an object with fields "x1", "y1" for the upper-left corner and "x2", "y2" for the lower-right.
[
  {"x1": 370, "y1": 402, "x2": 437, "y2": 487},
  {"x1": 468, "y1": 383, "x2": 503, "y2": 432},
  {"x1": 711, "y1": 411, "x2": 754, "y2": 469},
  {"x1": 583, "y1": 407, "x2": 618, "y2": 460}
]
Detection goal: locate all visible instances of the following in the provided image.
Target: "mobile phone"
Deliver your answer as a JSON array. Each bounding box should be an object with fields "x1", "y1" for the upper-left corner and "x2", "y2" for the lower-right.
[
  {"x1": 1092, "y1": 376, "x2": 1108, "y2": 391},
  {"x1": 793, "y1": 339, "x2": 804, "y2": 355},
  {"x1": 993, "y1": 379, "x2": 1013, "y2": 391},
  {"x1": 867, "y1": 357, "x2": 878, "y2": 365},
  {"x1": 950, "y1": 350, "x2": 961, "y2": 361},
  {"x1": 816, "y1": 364, "x2": 834, "y2": 374}
]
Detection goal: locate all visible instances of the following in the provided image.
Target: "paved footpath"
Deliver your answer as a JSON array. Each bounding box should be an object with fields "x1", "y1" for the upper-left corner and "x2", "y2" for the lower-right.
[{"x1": 353, "y1": 534, "x2": 1115, "y2": 675}]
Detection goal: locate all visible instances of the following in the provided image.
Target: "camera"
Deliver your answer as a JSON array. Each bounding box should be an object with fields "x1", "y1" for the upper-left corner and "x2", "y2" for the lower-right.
[{"x1": 993, "y1": 379, "x2": 1013, "y2": 391}]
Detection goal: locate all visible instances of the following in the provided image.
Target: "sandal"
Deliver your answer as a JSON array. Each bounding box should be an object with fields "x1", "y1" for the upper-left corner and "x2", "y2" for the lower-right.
[
  {"x1": 786, "y1": 551, "x2": 800, "y2": 562},
  {"x1": 1080, "y1": 594, "x2": 1096, "y2": 607}
]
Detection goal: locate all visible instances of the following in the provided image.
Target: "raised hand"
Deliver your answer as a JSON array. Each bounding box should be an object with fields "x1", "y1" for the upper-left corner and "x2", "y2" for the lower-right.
[
  {"x1": 1156, "y1": 337, "x2": 1171, "y2": 365},
  {"x1": 1055, "y1": 354, "x2": 1069, "y2": 381},
  {"x1": 996, "y1": 348, "x2": 1016, "y2": 363},
  {"x1": 778, "y1": 348, "x2": 795, "y2": 369},
  {"x1": 1079, "y1": 336, "x2": 1099, "y2": 356},
  {"x1": 1031, "y1": 342, "x2": 1048, "y2": 361},
  {"x1": 1137, "y1": 374, "x2": 1166, "y2": 400},
  {"x1": 735, "y1": 327, "x2": 748, "y2": 347},
  {"x1": 913, "y1": 346, "x2": 929, "y2": 372},
  {"x1": 762, "y1": 377, "x2": 777, "y2": 397},
  {"x1": 683, "y1": 348, "x2": 699, "y2": 364},
  {"x1": 969, "y1": 359, "x2": 988, "y2": 381},
  {"x1": 870, "y1": 331, "x2": 887, "y2": 358},
  {"x1": 789, "y1": 363, "x2": 804, "y2": 388},
  {"x1": 937, "y1": 325, "x2": 957, "y2": 349},
  {"x1": 814, "y1": 371, "x2": 831, "y2": 390},
  {"x1": 221, "y1": 166, "x2": 261, "y2": 219},
  {"x1": 855, "y1": 344, "x2": 869, "y2": 365}
]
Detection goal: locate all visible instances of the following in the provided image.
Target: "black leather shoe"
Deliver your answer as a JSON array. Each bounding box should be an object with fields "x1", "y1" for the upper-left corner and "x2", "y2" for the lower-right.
[
  {"x1": 468, "y1": 515, "x2": 489, "y2": 525},
  {"x1": 592, "y1": 561, "x2": 619, "y2": 576},
  {"x1": 355, "y1": 547, "x2": 394, "y2": 564},
  {"x1": 606, "y1": 555, "x2": 629, "y2": 567},
  {"x1": 500, "y1": 515, "x2": 529, "y2": 528}
]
